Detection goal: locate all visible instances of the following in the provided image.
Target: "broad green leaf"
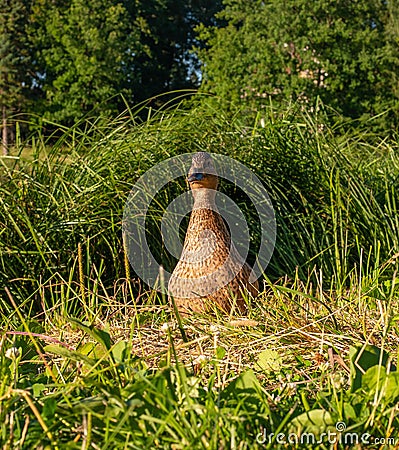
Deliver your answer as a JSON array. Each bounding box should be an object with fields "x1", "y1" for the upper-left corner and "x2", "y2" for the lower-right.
[
  {"x1": 215, "y1": 346, "x2": 226, "y2": 360},
  {"x1": 78, "y1": 342, "x2": 107, "y2": 360},
  {"x1": 289, "y1": 409, "x2": 335, "y2": 435},
  {"x1": 384, "y1": 372, "x2": 399, "y2": 403},
  {"x1": 231, "y1": 369, "x2": 261, "y2": 391},
  {"x1": 42, "y1": 397, "x2": 57, "y2": 419},
  {"x1": 343, "y1": 402, "x2": 357, "y2": 421},
  {"x1": 32, "y1": 383, "x2": 46, "y2": 398},
  {"x1": 256, "y1": 349, "x2": 282, "y2": 372},
  {"x1": 362, "y1": 366, "x2": 399, "y2": 404},
  {"x1": 221, "y1": 369, "x2": 262, "y2": 398},
  {"x1": 362, "y1": 365, "x2": 387, "y2": 392},
  {"x1": 349, "y1": 344, "x2": 390, "y2": 392},
  {"x1": 111, "y1": 340, "x2": 129, "y2": 363},
  {"x1": 69, "y1": 318, "x2": 113, "y2": 350}
]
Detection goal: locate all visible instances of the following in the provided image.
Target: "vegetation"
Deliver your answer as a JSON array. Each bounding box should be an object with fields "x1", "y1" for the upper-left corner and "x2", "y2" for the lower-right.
[
  {"x1": 2, "y1": 0, "x2": 399, "y2": 145},
  {"x1": 0, "y1": 0, "x2": 221, "y2": 142},
  {"x1": 1, "y1": 100, "x2": 399, "y2": 447},
  {"x1": 197, "y1": 0, "x2": 399, "y2": 129},
  {"x1": 1, "y1": 0, "x2": 399, "y2": 447},
  {"x1": 0, "y1": 0, "x2": 32, "y2": 154}
]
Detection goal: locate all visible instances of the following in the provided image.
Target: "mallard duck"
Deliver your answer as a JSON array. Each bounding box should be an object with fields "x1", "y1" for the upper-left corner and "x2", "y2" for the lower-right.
[{"x1": 168, "y1": 152, "x2": 258, "y2": 315}]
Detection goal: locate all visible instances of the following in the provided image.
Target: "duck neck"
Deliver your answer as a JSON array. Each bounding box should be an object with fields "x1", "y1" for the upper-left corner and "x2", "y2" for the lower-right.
[{"x1": 192, "y1": 188, "x2": 217, "y2": 210}]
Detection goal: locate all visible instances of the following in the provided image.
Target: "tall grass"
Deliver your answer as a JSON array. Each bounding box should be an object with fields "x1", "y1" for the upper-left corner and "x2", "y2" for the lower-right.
[{"x1": 1, "y1": 98, "x2": 397, "y2": 314}]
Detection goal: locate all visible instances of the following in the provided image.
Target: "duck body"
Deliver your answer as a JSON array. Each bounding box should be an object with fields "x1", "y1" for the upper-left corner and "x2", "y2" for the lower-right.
[{"x1": 168, "y1": 153, "x2": 258, "y2": 315}]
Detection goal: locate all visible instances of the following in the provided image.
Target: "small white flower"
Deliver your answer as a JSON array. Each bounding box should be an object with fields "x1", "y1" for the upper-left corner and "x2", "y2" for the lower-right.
[
  {"x1": 331, "y1": 373, "x2": 346, "y2": 390},
  {"x1": 5, "y1": 347, "x2": 20, "y2": 359},
  {"x1": 193, "y1": 354, "x2": 208, "y2": 365},
  {"x1": 210, "y1": 325, "x2": 221, "y2": 339},
  {"x1": 161, "y1": 322, "x2": 170, "y2": 332}
]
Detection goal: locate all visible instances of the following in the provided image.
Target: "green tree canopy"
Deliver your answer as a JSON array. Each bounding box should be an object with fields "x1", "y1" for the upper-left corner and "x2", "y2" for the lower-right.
[
  {"x1": 0, "y1": 0, "x2": 32, "y2": 153},
  {"x1": 127, "y1": 0, "x2": 222, "y2": 99},
  {"x1": 30, "y1": 0, "x2": 144, "y2": 123},
  {"x1": 196, "y1": 0, "x2": 399, "y2": 128},
  {"x1": 28, "y1": 0, "x2": 222, "y2": 124}
]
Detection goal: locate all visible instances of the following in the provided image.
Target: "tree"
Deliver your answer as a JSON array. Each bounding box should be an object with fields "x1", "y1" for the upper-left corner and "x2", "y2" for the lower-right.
[
  {"x1": 0, "y1": 0, "x2": 31, "y2": 154},
  {"x1": 30, "y1": 0, "x2": 143, "y2": 124},
  {"x1": 196, "y1": 0, "x2": 399, "y2": 128},
  {"x1": 126, "y1": 0, "x2": 223, "y2": 99},
  {"x1": 28, "y1": 0, "x2": 223, "y2": 125}
]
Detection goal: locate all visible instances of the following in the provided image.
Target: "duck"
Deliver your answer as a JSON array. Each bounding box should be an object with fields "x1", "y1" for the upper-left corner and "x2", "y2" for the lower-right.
[{"x1": 168, "y1": 152, "x2": 258, "y2": 315}]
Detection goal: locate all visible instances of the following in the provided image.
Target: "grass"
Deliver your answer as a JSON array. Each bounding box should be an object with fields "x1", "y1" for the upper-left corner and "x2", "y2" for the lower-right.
[{"x1": 1, "y1": 97, "x2": 399, "y2": 448}]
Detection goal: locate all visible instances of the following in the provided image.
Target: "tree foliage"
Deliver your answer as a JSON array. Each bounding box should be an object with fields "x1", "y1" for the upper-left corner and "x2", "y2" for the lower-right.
[
  {"x1": 30, "y1": 0, "x2": 140, "y2": 123},
  {"x1": 125, "y1": 0, "x2": 222, "y2": 99},
  {"x1": 0, "y1": 0, "x2": 32, "y2": 152},
  {"x1": 0, "y1": 0, "x2": 221, "y2": 126},
  {"x1": 27, "y1": 0, "x2": 222, "y2": 124},
  {"x1": 196, "y1": 0, "x2": 399, "y2": 127},
  {"x1": 1, "y1": 0, "x2": 399, "y2": 131}
]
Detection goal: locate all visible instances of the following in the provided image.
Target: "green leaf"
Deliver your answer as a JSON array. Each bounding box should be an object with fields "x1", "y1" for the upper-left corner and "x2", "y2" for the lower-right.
[
  {"x1": 42, "y1": 397, "x2": 57, "y2": 419},
  {"x1": 32, "y1": 383, "x2": 46, "y2": 398},
  {"x1": 343, "y1": 402, "x2": 357, "y2": 421},
  {"x1": 221, "y1": 369, "x2": 262, "y2": 398},
  {"x1": 78, "y1": 342, "x2": 107, "y2": 360},
  {"x1": 362, "y1": 366, "x2": 399, "y2": 404},
  {"x1": 362, "y1": 365, "x2": 387, "y2": 392},
  {"x1": 215, "y1": 346, "x2": 226, "y2": 360},
  {"x1": 69, "y1": 318, "x2": 113, "y2": 350},
  {"x1": 384, "y1": 372, "x2": 399, "y2": 403},
  {"x1": 44, "y1": 344, "x2": 74, "y2": 358},
  {"x1": 111, "y1": 340, "x2": 129, "y2": 363},
  {"x1": 289, "y1": 409, "x2": 335, "y2": 435},
  {"x1": 256, "y1": 349, "x2": 282, "y2": 372},
  {"x1": 349, "y1": 344, "x2": 390, "y2": 392},
  {"x1": 231, "y1": 369, "x2": 261, "y2": 391},
  {"x1": 44, "y1": 344, "x2": 98, "y2": 367}
]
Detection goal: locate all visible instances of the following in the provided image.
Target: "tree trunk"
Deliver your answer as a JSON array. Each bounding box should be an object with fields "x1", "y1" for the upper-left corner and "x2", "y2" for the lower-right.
[{"x1": 2, "y1": 105, "x2": 8, "y2": 156}]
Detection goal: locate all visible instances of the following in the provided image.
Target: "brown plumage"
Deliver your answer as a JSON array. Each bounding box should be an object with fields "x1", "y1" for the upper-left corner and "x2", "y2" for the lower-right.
[{"x1": 168, "y1": 152, "x2": 258, "y2": 315}]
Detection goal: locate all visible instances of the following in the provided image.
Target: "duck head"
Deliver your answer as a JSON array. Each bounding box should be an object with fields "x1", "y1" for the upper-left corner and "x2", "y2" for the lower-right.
[{"x1": 187, "y1": 152, "x2": 218, "y2": 190}]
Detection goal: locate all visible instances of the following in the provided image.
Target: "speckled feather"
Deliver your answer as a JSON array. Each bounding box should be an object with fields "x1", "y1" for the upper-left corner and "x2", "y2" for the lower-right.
[{"x1": 168, "y1": 153, "x2": 258, "y2": 315}]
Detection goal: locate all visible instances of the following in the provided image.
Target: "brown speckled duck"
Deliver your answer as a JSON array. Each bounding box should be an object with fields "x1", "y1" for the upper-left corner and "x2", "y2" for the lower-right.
[{"x1": 168, "y1": 152, "x2": 258, "y2": 315}]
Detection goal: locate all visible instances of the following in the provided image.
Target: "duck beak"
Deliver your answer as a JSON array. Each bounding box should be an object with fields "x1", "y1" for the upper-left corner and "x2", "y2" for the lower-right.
[{"x1": 188, "y1": 173, "x2": 204, "y2": 183}]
